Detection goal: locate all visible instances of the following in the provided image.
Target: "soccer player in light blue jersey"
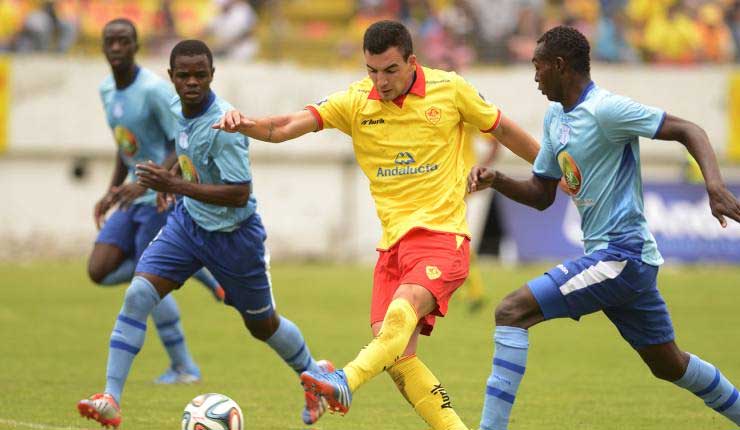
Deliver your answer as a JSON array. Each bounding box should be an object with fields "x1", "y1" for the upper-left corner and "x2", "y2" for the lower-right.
[
  {"x1": 88, "y1": 19, "x2": 223, "y2": 390},
  {"x1": 88, "y1": 19, "x2": 225, "y2": 388},
  {"x1": 78, "y1": 39, "x2": 331, "y2": 429},
  {"x1": 469, "y1": 26, "x2": 740, "y2": 430}
]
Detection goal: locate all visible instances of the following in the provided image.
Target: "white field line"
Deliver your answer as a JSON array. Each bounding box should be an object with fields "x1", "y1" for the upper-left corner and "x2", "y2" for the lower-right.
[{"x1": 0, "y1": 418, "x2": 96, "y2": 430}]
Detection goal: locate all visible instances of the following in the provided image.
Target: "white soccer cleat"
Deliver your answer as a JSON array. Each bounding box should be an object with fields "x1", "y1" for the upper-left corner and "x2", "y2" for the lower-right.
[{"x1": 77, "y1": 393, "x2": 122, "y2": 428}]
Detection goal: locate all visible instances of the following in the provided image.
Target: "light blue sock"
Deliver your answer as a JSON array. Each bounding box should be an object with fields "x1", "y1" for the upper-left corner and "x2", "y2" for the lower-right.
[
  {"x1": 104, "y1": 276, "x2": 160, "y2": 402},
  {"x1": 265, "y1": 316, "x2": 319, "y2": 374},
  {"x1": 99, "y1": 259, "x2": 136, "y2": 286},
  {"x1": 480, "y1": 326, "x2": 529, "y2": 430},
  {"x1": 151, "y1": 294, "x2": 199, "y2": 374},
  {"x1": 193, "y1": 268, "x2": 220, "y2": 291},
  {"x1": 673, "y1": 353, "x2": 740, "y2": 425}
]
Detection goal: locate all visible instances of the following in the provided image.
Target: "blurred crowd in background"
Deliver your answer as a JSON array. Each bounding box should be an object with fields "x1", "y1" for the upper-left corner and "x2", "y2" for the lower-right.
[{"x1": 2, "y1": 0, "x2": 740, "y2": 67}]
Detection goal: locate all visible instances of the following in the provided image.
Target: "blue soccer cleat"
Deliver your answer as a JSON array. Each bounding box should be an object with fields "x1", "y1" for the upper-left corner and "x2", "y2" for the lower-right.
[
  {"x1": 154, "y1": 364, "x2": 201, "y2": 385},
  {"x1": 300, "y1": 368, "x2": 352, "y2": 417},
  {"x1": 302, "y1": 359, "x2": 335, "y2": 424}
]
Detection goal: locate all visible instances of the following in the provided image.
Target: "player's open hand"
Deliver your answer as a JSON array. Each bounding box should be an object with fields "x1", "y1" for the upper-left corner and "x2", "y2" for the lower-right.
[
  {"x1": 708, "y1": 185, "x2": 740, "y2": 228},
  {"x1": 111, "y1": 183, "x2": 146, "y2": 209},
  {"x1": 136, "y1": 161, "x2": 181, "y2": 193},
  {"x1": 468, "y1": 165, "x2": 497, "y2": 193},
  {"x1": 93, "y1": 191, "x2": 117, "y2": 230},
  {"x1": 212, "y1": 110, "x2": 256, "y2": 133}
]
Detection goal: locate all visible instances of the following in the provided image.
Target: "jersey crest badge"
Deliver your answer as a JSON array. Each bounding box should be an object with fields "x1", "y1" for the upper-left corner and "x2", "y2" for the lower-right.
[
  {"x1": 113, "y1": 101, "x2": 124, "y2": 119},
  {"x1": 426, "y1": 265, "x2": 442, "y2": 280},
  {"x1": 177, "y1": 131, "x2": 189, "y2": 149},
  {"x1": 425, "y1": 106, "x2": 441, "y2": 125}
]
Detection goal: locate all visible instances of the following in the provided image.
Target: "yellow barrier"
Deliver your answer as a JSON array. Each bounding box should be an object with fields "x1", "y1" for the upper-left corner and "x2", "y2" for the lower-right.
[
  {"x1": 729, "y1": 72, "x2": 740, "y2": 162},
  {"x1": 0, "y1": 57, "x2": 9, "y2": 154}
]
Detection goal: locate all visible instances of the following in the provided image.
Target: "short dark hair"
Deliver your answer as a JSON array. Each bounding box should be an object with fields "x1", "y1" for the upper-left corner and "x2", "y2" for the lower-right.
[
  {"x1": 363, "y1": 20, "x2": 413, "y2": 61},
  {"x1": 169, "y1": 39, "x2": 213, "y2": 69},
  {"x1": 537, "y1": 26, "x2": 590, "y2": 74},
  {"x1": 103, "y1": 18, "x2": 137, "y2": 42}
]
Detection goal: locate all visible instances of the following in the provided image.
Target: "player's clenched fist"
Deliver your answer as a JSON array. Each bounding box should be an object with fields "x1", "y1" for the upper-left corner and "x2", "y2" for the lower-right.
[
  {"x1": 212, "y1": 109, "x2": 256, "y2": 133},
  {"x1": 467, "y1": 165, "x2": 497, "y2": 193}
]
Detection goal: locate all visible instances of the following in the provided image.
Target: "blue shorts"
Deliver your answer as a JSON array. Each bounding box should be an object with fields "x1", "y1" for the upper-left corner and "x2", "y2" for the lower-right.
[
  {"x1": 527, "y1": 248, "x2": 675, "y2": 348},
  {"x1": 136, "y1": 201, "x2": 273, "y2": 320},
  {"x1": 96, "y1": 204, "x2": 169, "y2": 261}
]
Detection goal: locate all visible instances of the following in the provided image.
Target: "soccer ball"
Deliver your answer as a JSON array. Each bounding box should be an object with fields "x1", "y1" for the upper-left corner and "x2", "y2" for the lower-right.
[{"x1": 182, "y1": 393, "x2": 244, "y2": 430}]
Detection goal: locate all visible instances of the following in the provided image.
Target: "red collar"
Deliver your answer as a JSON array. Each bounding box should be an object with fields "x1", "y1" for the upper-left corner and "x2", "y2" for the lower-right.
[{"x1": 368, "y1": 63, "x2": 426, "y2": 108}]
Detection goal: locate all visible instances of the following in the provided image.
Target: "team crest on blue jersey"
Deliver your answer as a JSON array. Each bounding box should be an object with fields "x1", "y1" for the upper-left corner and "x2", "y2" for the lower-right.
[
  {"x1": 112, "y1": 101, "x2": 124, "y2": 119},
  {"x1": 177, "y1": 131, "x2": 189, "y2": 149},
  {"x1": 114, "y1": 125, "x2": 138, "y2": 156}
]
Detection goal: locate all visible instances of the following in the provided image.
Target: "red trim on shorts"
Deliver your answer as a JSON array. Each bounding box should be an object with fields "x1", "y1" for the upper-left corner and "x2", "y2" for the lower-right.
[{"x1": 305, "y1": 105, "x2": 324, "y2": 131}]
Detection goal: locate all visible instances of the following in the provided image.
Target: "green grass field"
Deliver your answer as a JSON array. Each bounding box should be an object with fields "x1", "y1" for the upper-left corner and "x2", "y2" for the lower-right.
[{"x1": 1, "y1": 260, "x2": 739, "y2": 430}]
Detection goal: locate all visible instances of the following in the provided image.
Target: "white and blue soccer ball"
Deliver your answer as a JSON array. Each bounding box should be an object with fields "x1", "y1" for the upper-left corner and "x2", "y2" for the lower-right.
[{"x1": 182, "y1": 393, "x2": 244, "y2": 430}]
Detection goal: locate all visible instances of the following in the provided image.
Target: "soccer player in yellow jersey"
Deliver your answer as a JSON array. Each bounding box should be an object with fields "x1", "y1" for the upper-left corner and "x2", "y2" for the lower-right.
[{"x1": 214, "y1": 20, "x2": 540, "y2": 429}]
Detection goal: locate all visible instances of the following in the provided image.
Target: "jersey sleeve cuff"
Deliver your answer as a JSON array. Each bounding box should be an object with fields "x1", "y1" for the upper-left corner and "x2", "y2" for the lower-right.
[
  {"x1": 223, "y1": 180, "x2": 252, "y2": 185},
  {"x1": 480, "y1": 109, "x2": 502, "y2": 133},
  {"x1": 533, "y1": 171, "x2": 561, "y2": 181},
  {"x1": 305, "y1": 105, "x2": 324, "y2": 131},
  {"x1": 651, "y1": 111, "x2": 667, "y2": 139}
]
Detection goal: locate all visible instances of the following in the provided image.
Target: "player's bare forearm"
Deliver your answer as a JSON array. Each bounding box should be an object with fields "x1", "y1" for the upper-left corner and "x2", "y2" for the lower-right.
[
  {"x1": 213, "y1": 109, "x2": 317, "y2": 143},
  {"x1": 656, "y1": 114, "x2": 740, "y2": 226},
  {"x1": 109, "y1": 155, "x2": 128, "y2": 190},
  {"x1": 173, "y1": 181, "x2": 250, "y2": 207},
  {"x1": 656, "y1": 115, "x2": 723, "y2": 189},
  {"x1": 491, "y1": 115, "x2": 540, "y2": 164},
  {"x1": 162, "y1": 148, "x2": 178, "y2": 170},
  {"x1": 469, "y1": 166, "x2": 557, "y2": 211}
]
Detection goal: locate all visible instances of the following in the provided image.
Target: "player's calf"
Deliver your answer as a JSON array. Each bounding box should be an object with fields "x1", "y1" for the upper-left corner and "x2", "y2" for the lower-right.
[{"x1": 672, "y1": 353, "x2": 740, "y2": 425}]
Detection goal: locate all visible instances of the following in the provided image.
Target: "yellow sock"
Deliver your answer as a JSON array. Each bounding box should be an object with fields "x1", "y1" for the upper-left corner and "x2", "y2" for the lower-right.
[
  {"x1": 465, "y1": 251, "x2": 485, "y2": 303},
  {"x1": 343, "y1": 298, "x2": 418, "y2": 392},
  {"x1": 387, "y1": 355, "x2": 468, "y2": 430}
]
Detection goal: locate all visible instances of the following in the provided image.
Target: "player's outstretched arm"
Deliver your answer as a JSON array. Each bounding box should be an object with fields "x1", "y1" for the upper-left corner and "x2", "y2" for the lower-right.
[
  {"x1": 212, "y1": 109, "x2": 318, "y2": 143},
  {"x1": 490, "y1": 115, "x2": 540, "y2": 164},
  {"x1": 468, "y1": 165, "x2": 559, "y2": 211},
  {"x1": 136, "y1": 161, "x2": 250, "y2": 207},
  {"x1": 655, "y1": 114, "x2": 740, "y2": 227}
]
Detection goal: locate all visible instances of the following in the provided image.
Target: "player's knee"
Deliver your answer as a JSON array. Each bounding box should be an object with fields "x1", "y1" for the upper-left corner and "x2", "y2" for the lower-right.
[
  {"x1": 494, "y1": 288, "x2": 531, "y2": 327},
  {"x1": 87, "y1": 262, "x2": 107, "y2": 285},
  {"x1": 122, "y1": 277, "x2": 159, "y2": 311},
  {"x1": 244, "y1": 314, "x2": 279, "y2": 341}
]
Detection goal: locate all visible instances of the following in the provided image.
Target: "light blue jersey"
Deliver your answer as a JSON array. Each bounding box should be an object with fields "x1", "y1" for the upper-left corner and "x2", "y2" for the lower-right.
[
  {"x1": 100, "y1": 67, "x2": 177, "y2": 205},
  {"x1": 533, "y1": 82, "x2": 666, "y2": 265},
  {"x1": 170, "y1": 92, "x2": 256, "y2": 232}
]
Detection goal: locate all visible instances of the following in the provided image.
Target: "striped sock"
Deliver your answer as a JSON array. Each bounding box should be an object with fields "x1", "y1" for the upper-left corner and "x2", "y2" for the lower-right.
[
  {"x1": 104, "y1": 276, "x2": 160, "y2": 402},
  {"x1": 266, "y1": 316, "x2": 319, "y2": 374},
  {"x1": 673, "y1": 353, "x2": 740, "y2": 425},
  {"x1": 152, "y1": 294, "x2": 198, "y2": 373},
  {"x1": 480, "y1": 326, "x2": 529, "y2": 430}
]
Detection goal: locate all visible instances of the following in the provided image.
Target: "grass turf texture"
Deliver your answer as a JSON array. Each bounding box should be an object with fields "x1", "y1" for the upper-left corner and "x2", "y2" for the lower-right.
[{"x1": 0, "y1": 260, "x2": 738, "y2": 430}]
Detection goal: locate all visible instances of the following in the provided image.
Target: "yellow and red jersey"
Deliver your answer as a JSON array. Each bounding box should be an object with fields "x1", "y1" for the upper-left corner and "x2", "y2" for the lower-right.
[{"x1": 306, "y1": 64, "x2": 500, "y2": 249}]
